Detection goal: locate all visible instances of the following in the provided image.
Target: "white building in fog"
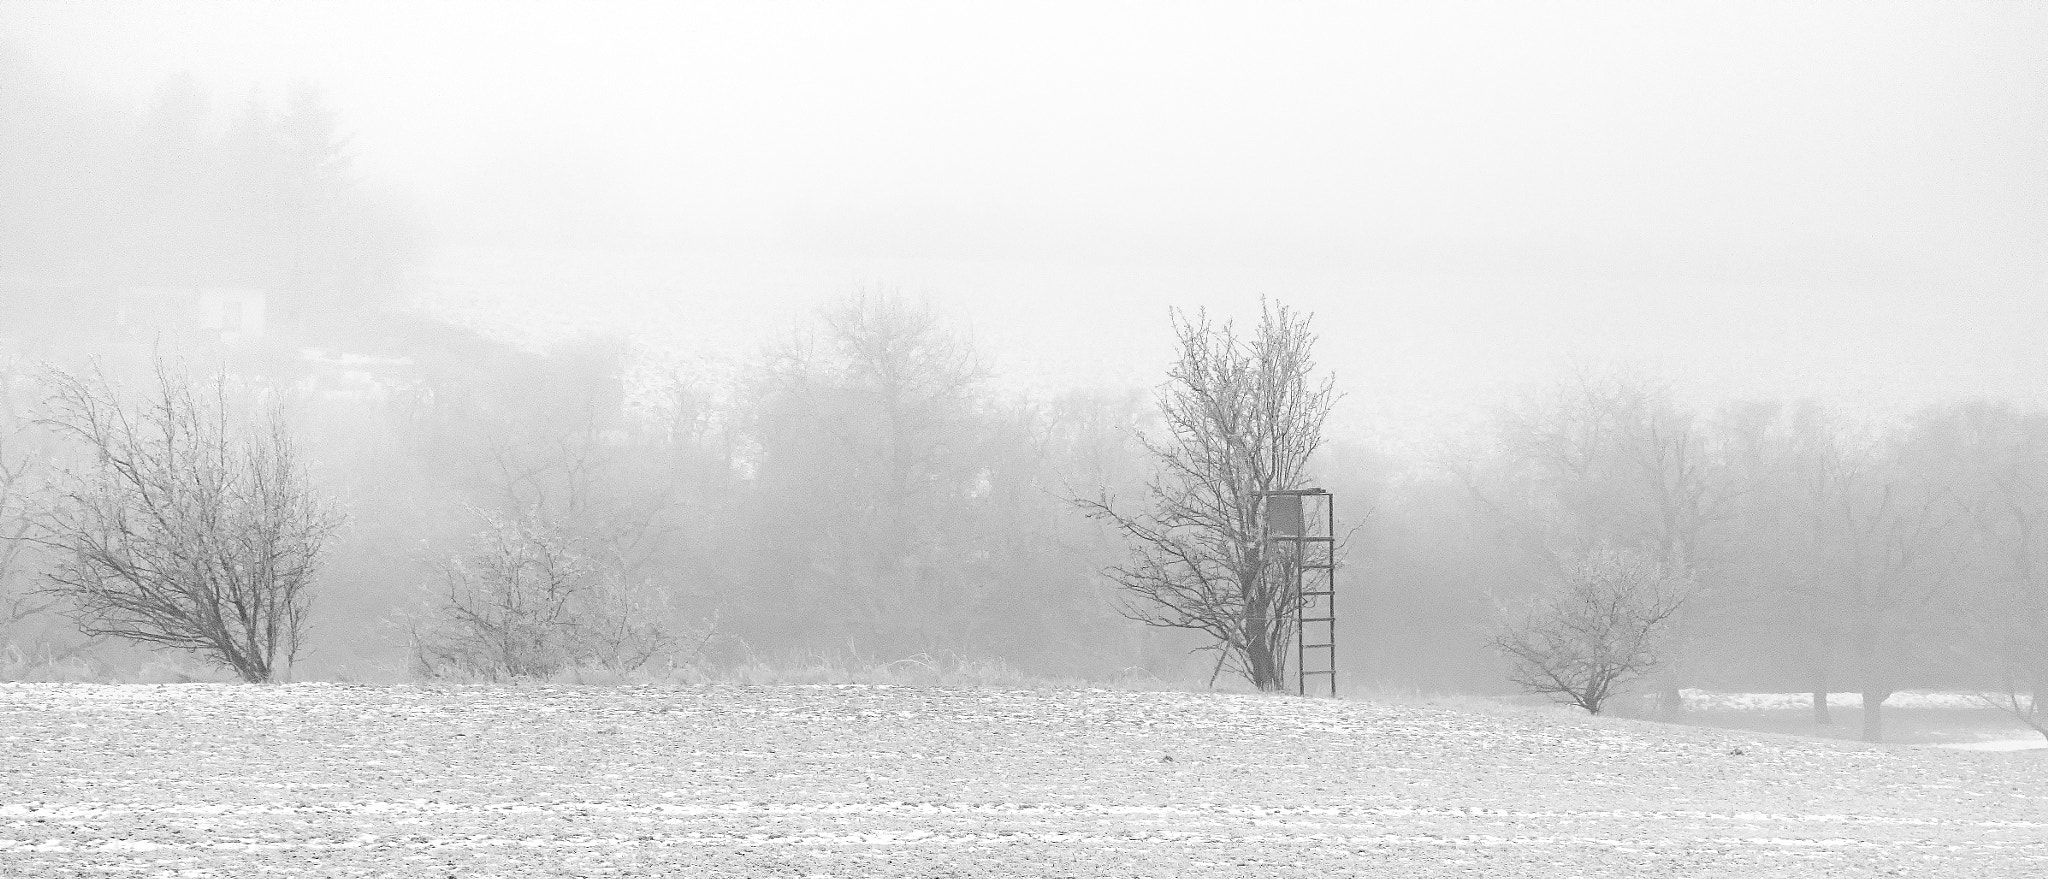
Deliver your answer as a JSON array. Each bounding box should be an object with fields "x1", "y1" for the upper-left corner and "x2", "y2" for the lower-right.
[{"x1": 116, "y1": 287, "x2": 267, "y2": 344}]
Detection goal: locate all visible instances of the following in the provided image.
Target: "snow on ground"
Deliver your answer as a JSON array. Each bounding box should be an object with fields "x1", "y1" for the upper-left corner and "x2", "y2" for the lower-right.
[
  {"x1": 1937, "y1": 736, "x2": 2048, "y2": 752},
  {"x1": 3, "y1": 683, "x2": 2045, "y2": 877},
  {"x1": 1681, "y1": 689, "x2": 2006, "y2": 712}
]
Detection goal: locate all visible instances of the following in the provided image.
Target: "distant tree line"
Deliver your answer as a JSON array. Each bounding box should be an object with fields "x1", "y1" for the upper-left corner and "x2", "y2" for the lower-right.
[
  {"x1": 0, "y1": 294, "x2": 1173, "y2": 684},
  {"x1": 4, "y1": 289, "x2": 2048, "y2": 743},
  {"x1": 0, "y1": 61, "x2": 415, "y2": 316},
  {"x1": 1452, "y1": 371, "x2": 2048, "y2": 741},
  {"x1": 1, "y1": 63, "x2": 2043, "y2": 741}
]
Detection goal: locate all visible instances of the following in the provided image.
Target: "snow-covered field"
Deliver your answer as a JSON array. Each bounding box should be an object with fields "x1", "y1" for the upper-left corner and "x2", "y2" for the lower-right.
[
  {"x1": 1680, "y1": 689, "x2": 2009, "y2": 713},
  {"x1": 4, "y1": 684, "x2": 2045, "y2": 877},
  {"x1": 1672, "y1": 689, "x2": 2048, "y2": 752}
]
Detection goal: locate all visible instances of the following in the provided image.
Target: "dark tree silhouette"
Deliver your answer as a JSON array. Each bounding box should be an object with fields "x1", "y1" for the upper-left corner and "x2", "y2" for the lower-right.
[{"x1": 35, "y1": 360, "x2": 343, "y2": 682}]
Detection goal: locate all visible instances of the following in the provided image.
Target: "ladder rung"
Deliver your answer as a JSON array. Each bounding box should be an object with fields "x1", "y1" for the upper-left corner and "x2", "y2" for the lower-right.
[
  {"x1": 1300, "y1": 669, "x2": 1335, "y2": 676},
  {"x1": 1300, "y1": 590, "x2": 1334, "y2": 597},
  {"x1": 1301, "y1": 643, "x2": 1334, "y2": 650},
  {"x1": 1272, "y1": 536, "x2": 1336, "y2": 542},
  {"x1": 1300, "y1": 616, "x2": 1334, "y2": 622}
]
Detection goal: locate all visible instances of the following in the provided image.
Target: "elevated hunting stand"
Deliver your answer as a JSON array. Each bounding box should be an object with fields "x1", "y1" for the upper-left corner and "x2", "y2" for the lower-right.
[{"x1": 1261, "y1": 488, "x2": 1337, "y2": 697}]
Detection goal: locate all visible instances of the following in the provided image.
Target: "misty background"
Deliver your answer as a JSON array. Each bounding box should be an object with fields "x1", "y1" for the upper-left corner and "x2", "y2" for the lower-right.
[{"x1": 3, "y1": 2, "x2": 2046, "y2": 696}]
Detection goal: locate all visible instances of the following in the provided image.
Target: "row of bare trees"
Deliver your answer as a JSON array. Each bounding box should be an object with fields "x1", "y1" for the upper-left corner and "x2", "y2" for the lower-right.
[
  {"x1": 1463, "y1": 372, "x2": 2048, "y2": 741},
  {"x1": 269, "y1": 292, "x2": 1162, "y2": 682},
  {"x1": 724, "y1": 293, "x2": 1173, "y2": 672},
  {"x1": 7, "y1": 298, "x2": 2042, "y2": 720},
  {"x1": 0, "y1": 291, "x2": 1170, "y2": 685}
]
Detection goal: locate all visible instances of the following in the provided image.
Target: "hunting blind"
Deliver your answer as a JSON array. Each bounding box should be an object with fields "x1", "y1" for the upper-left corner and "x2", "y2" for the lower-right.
[{"x1": 1261, "y1": 488, "x2": 1337, "y2": 697}]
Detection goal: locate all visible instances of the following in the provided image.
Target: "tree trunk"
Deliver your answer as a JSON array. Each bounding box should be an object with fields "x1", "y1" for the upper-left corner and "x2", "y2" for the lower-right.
[
  {"x1": 1245, "y1": 636, "x2": 1286, "y2": 692},
  {"x1": 1810, "y1": 659, "x2": 1832, "y2": 725},
  {"x1": 1657, "y1": 683, "x2": 1684, "y2": 720},
  {"x1": 1852, "y1": 621, "x2": 1886, "y2": 743},
  {"x1": 1656, "y1": 613, "x2": 1688, "y2": 719},
  {"x1": 1241, "y1": 586, "x2": 1290, "y2": 692},
  {"x1": 1860, "y1": 689, "x2": 1888, "y2": 743},
  {"x1": 1808, "y1": 628, "x2": 1833, "y2": 725}
]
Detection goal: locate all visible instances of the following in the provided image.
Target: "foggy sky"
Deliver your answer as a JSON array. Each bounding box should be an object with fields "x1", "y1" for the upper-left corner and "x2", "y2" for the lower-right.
[{"x1": 6, "y1": 1, "x2": 2045, "y2": 449}]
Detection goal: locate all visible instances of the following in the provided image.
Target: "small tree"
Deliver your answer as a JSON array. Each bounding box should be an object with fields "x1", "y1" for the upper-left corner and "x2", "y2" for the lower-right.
[
  {"x1": 1456, "y1": 371, "x2": 1735, "y2": 718},
  {"x1": 580, "y1": 569, "x2": 697, "y2": 676},
  {"x1": 1917, "y1": 402, "x2": 2048, "y2": 743},
  {"x1": 0, "y1": 360, "x2": 100, "y2": 670},
  {"x1": 1490, "y1": 547, "x2": 1693, "y2": 714},
  {"x1": 413, "y1": 510, "x2": 588, "y2": 679},
  {"x1": 409, "y1": 508, "x2": 680, "y2": 680},
  {"x1": 1081, "y1": 301, "x2": 1336, "y2": 691},
  {"x1": 35, "y1": 360, "x2": 342, "y2": 683},
  {"x1": 1968, "y1": 571, "x2": 2048, "y2": 743},
  {"x1": 1, "y1": 414, "x2": 54, "y2": 641},
  {"x1": 1979, "y1": 673, "x2": 2048, "y2": 743}
]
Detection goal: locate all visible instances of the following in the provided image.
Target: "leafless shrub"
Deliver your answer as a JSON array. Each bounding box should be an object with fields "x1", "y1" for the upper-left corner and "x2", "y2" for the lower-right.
[
  {"x1": 0, "y1": 426, "x2": 56, "y2": 641},
  {"x1": 0, "y1": 359, "x2": 64, "y2": 655},
  {"x1": 34, "y1": 359, "x2": 343, "y2": 683},
  {"x1": 1490, "y1": 547, "x2": 1693, "y2": 714},
  {"x1": 408, "y1": 507, "x2": 690, "y2": 680},
  {"x1": 410, "y1": 510, "x2": 587, "y2": 679},
  {"x1": 580, "y1": 569, "x2": 696, "y2": 676}
]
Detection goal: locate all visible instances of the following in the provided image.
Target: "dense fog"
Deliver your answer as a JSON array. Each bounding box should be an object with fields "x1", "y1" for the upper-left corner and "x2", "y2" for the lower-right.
[{"x1": 3, "y1": 3, "x2": 2046, "y2": 707}]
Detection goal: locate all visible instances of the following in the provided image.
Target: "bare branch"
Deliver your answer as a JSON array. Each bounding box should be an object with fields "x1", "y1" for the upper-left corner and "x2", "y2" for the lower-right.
[
  {"x1": 1490, "y1": 547, "x2": 1694, "y2": 714},
  {"x1": 1081, "y1": 300, "x2": 1336, "y2": 691},
  {"x1": 32, "y1": 358, "x2": 343, "y2": 682}
]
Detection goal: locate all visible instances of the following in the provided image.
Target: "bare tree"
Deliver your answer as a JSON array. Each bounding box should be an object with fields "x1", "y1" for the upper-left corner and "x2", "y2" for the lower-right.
[
  {"x1": 0, "y1": 360, "x2": 105, "y2": 670},
  {"x1": 1713, "y1": 400, "x2": 1845, "y2": 726},
  {"x1": 35, "y1": 360, "x2": 343, "y2": 683},
  {"x1": 1081, "y1": 301, "x2": 1336, "y2": 691},
  {"x1": 750, "y1": 292, "x2": 988, "y2": 656},
  {"x1": 411, "y1": 509, "x2": 589, "y2": 679},
  {"x1": 1980, "y1": 672, "x2": 2048, "y2": 743},
  {"x1": 1781, "y1": 410, "x2": 1961, "y2": 743},
  {"x1": 0, "y1": 418, "x2": 58, "y2": 642},
  {"x1": 1490, "y1": 547, "x2": 1693, "y2": 714},
  {"x1": 403, "y1": 337, "x2": 714, "y2": 680},
  {"x1": 0, "y1": 361, "x2": 55, "y2": 644},
  {"x1": 1913, "y1": 403, "x2": 2048, "y2": 742},
  {"x1": 1461, "y1": 370, "x2": 1736, "y2": 715},
  {"x1": 409, "y1": 507, "x2": 680, "y2": 680},
  {"x1": 579, "y1": 568, "x2": 699, "y2": 677}
]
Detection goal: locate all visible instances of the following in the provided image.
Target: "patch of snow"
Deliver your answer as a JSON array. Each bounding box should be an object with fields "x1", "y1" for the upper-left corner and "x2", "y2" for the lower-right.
[
  {"x1": 1935, "y1": 738, "x2": 2047, "y2": 752},
  {"x1": 1682, "y1": 689, "x2": 2010, "y2": 712}
]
